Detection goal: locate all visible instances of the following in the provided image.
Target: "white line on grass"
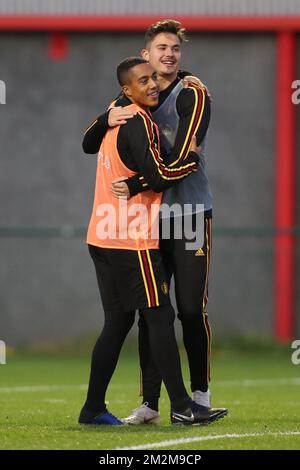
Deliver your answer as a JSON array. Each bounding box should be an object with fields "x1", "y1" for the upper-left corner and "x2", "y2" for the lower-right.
[
  {"x1": 216, "y1": 378, "x2": 300, "y2": 387},
  {"x1": 117, "y1": 431, "x2": 300, "y2": 450},
  {"x1": 42, "y1": 399, "x2": 67, "y2": 404},
  {"x1": 0, "y1": 377, "x2": 299, "y2": 393}
]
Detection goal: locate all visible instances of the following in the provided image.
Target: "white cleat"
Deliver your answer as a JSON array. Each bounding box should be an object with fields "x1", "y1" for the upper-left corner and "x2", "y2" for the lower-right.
[
  {"x1": 121, "y1": 403, "x2": 160, "y2": 425},
  {"x1": 192, "y1": 390, "x2": 211, "y2": 408}
]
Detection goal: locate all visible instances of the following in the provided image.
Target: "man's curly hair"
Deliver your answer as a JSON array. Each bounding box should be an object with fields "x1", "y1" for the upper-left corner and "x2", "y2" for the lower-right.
[{"x1": 144, "y1": 19, "x2": 188, "y2": 47}]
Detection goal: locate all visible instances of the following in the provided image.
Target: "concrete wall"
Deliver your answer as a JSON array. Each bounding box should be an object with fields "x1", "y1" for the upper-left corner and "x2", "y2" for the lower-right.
[{"x1": 0, "y1": 32, "x2": 298, "y2": 345}]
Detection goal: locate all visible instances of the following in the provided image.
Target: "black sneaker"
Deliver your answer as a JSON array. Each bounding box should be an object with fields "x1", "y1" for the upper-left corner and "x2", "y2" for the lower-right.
[
  {"x1": 190, "y1": 401, "x2": 228, "y2": 425},
  {"x1": 171, "y1": 406, "x2": 195, "y2": 425},
  {"x1": 171, "y1": 400, "x2": 228, "y2": 425}
]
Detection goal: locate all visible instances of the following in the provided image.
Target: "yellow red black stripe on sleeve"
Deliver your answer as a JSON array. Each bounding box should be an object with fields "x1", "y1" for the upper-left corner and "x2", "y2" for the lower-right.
[
  {"x1": 138, "y1": 112, "x2": 197, "y2": 180},
  {"x1": 84, "y1": 118, "x2": 98, "y2": 135},
  {"x1": 169, "y1": 85, "x2": 205, "y2": 167}
]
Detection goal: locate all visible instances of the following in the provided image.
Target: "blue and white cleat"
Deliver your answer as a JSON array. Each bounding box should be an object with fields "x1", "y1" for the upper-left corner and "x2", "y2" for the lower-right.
[
  {"x1": 93, "y1": 411, "x2": 124, "y2": 425},
  {"x1": 79, "y1": 407, "x2": 124, "y2": 425}
]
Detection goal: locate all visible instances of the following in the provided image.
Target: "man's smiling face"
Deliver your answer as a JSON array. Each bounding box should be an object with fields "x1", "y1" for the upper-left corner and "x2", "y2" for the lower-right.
[
  {"x1": 142, "y1": 32, "x2": 181, "y2": 79},
  {"x1": 122, "y1": 62, "x2": 159, "y2": 110}
]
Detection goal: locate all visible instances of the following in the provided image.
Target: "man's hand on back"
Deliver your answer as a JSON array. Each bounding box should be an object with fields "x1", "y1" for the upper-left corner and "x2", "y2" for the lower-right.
[
  {"x1": 108, "y1": 106, "x2": 137, "y2": 127},
  {"x1": 182, "y1": 76, "x2": 212, "y2": 99},
  {"x1": 111, "y1": 176, "x2": 130, "y2": 198}
]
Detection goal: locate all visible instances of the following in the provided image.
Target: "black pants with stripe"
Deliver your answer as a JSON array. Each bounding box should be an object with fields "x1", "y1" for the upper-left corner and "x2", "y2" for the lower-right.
[
  {"x1": 138, "y1": 214, "x2": 212, "y2": 403},
  {"x1": 84, "y1": 245, "x2": 189, "y2": 414}
]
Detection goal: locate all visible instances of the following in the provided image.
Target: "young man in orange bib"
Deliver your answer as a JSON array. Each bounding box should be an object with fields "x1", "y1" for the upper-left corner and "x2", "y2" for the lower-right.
[{"x1": 79, "y1": 57, "x2": 224, "y2": 425}]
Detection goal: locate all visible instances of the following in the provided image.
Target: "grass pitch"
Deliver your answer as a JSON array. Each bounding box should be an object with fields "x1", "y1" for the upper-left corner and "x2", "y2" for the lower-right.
[{"x1": 0, "y1": 344, "x2": 299, "y2": 450}]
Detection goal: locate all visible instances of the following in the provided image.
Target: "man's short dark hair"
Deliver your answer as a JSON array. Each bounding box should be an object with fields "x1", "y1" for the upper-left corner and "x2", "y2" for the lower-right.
[
  {"x1": 117, "y1": 57, "x2": 148, "y2": 86},
  {"x1": 144, "y1": 19, "x2": 188, "y2": 48}
]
